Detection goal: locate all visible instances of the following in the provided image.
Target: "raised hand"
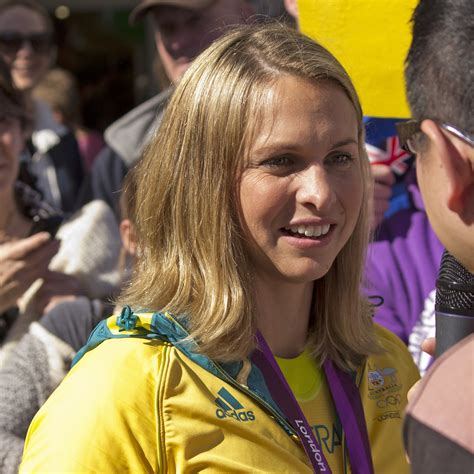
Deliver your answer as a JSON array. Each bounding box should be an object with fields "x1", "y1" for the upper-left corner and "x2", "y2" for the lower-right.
[{"x1": 0, "y1": 232, "x2": 60, "y2": 313}]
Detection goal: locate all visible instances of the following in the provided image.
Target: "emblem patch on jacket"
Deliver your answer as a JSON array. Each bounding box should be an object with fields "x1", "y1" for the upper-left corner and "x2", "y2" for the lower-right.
[
  {"x1": 367, "y1": 364, "x2": 403, "y2": 422},
  {"x1": 215, "y1": 387, "x2": 256, "y2": 422}
]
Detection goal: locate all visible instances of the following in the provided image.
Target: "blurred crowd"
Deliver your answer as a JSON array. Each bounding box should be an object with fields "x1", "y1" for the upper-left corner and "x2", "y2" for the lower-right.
[{"x1": 0, "y1": 0, "x2": 472, "y2": 473}]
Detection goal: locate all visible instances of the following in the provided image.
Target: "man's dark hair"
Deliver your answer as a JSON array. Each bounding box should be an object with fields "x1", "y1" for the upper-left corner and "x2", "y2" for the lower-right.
[{"x1": 405, "y1": 0, "x2": 474, "y2": 134}]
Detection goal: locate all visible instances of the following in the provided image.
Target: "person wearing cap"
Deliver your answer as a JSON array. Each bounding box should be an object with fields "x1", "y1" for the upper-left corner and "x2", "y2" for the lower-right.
[{"x1": 77, "y1": 0, "x2": 255, "y2": 217}]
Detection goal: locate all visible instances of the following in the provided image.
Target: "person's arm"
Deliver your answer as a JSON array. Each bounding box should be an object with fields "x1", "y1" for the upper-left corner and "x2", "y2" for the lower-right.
[
  {"x1": 0, "y1": 326, "x2": 74, "y2": 474},
  {"x1": 0, "y1": 297, "x2": 106, "y2": 473},
  {"x1": 365, "y1": 241, "x2": 409, "y2": 343},
  {"x1": 39, "y1": 297, "x2": 110, "y2": 351},
  {"x1": 371, "y1": 164, "x2": 395, "y2": 230}
]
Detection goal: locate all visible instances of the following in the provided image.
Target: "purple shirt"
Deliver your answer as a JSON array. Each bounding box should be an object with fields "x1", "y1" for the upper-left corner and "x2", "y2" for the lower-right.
[{"x1": 365, "y1": 178, "x2": 444, "y2": 345}]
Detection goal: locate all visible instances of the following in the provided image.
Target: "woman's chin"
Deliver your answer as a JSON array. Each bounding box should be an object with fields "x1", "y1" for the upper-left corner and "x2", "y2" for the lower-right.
[{"x1": 273, "y1": 262, "x2": 334, "y2": 284}]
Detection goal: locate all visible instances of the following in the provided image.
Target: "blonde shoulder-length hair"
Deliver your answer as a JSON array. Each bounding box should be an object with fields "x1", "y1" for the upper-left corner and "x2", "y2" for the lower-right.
[{"x1": 120, "y1": 23, "x2": 380, "y2": 370}]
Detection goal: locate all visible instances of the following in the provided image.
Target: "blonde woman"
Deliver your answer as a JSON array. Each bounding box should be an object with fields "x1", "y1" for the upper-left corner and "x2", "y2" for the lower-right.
[{"x1": 21, "y1": 24, "x2": 419, "y2": 473}]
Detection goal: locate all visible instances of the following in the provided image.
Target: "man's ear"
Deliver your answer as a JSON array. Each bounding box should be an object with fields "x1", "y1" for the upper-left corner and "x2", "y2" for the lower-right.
[{"x1": 421, "y1": 119, "x2": 473, "y2": 214}]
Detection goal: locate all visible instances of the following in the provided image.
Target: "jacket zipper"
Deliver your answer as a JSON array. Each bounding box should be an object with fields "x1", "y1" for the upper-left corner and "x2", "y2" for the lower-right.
[
  {"x1": 169, "y1": 316, "x2": 299, "y2": 439},
  {"x1": 212, "y1": 359, "x2": 299, "y2": 436},
  {"x1": 157, "y1": 343, "x2": 170, "y2": 473}
]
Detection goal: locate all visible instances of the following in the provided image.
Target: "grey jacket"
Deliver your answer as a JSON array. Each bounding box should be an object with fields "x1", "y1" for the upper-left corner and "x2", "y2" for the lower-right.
[
  {"x1": 76, "y1": 89, "x2": 172, "y2": 216},
  {"x1": 0, "y1": 298, "x2": 110, "y2": 474}
]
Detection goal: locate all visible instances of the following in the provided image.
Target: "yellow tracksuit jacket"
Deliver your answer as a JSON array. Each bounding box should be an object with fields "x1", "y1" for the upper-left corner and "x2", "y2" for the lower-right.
[{"x1": 21, "y1": 309, "x2": 419, "y2": 473}]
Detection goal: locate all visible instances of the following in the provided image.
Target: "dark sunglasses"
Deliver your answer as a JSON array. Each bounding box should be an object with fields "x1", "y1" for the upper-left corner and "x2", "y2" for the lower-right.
[
  {"x1": 396, "y1": 119, "x2": 474, "y2": 155},
  {"x1": 0, "y1": 32, "x2": 53, "y2": 55}
]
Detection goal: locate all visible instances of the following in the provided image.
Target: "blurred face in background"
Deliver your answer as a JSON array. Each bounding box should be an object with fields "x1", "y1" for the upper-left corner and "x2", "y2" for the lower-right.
[
  {"x1": 0, "y1": 6, "x2": 54, "y2": 92},
  {"x1": 151, "y1": 0, "x2": 253, "y2": 84}
]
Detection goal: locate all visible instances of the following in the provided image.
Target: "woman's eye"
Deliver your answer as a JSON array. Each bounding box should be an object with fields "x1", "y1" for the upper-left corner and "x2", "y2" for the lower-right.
[
  {"x1": 328, "y1": 153, "x2": 354, "y2": 167},
  {"x1": 261, "y1": 155, "x2": 293, "y2": 168}
]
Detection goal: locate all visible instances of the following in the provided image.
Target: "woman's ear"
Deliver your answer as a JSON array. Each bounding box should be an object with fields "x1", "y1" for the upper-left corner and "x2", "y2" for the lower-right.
[
  {"x1": 119, "y1": 218, "x2": 137, "y2": 257},
  {"x1": 283, "y1": 0, "x2": 299, "y2": 21},
  {"x1": 421, "y1": 119, "x2": 472, "y2": 214}
]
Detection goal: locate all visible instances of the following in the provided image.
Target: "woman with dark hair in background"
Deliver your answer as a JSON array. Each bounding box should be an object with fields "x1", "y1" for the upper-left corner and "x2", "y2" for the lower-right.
[
  {"x1": 0, "y1": 0, "x2": 84, "y2": 214},
  {"x1": 0, "y1": 56, "x2": 80, "y2": 345}
]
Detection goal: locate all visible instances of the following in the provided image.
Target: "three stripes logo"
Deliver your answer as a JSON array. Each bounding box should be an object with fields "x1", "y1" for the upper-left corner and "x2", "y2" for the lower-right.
[{"x1": 215, "y1": 387, "x2": 256, "y2": 422}]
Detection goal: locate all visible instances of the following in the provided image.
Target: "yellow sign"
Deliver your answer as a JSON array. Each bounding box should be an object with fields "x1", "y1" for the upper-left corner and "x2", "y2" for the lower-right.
[{"x1": 299, "y1": 0, "x2": 418, "y2": 118}]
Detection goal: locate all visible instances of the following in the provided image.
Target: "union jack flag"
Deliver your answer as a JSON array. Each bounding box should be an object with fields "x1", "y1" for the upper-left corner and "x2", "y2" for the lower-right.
[{"x1": 366, "y1": 136, "x2": 412, "y2": 176}]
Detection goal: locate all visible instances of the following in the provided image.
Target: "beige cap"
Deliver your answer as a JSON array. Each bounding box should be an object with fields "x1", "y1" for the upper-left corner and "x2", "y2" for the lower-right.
[{"x1": 129, "y1": 0, "x2": 216, "y2": 24}]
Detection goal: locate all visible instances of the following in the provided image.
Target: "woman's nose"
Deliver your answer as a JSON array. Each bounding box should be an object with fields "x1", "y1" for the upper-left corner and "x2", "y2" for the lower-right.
[{"x1": 296, "y1": 165, "x2": 336, "y2": 211}]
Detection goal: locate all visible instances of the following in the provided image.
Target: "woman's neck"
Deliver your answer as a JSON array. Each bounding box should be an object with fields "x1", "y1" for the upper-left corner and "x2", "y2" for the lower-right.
[{"x1": 255, "y1": 277, "x2": 313, "y2": 358}]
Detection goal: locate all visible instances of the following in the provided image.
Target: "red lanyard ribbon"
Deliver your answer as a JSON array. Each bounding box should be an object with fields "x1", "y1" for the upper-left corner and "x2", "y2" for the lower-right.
[{"x1": 252, "y1": 332, "x2": 374, "y2": 474}]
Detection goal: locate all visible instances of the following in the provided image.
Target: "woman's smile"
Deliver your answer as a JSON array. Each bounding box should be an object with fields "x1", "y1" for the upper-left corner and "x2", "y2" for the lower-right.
[{"x1": 280, "y1": 222, "x2": 336, "y2": 249}]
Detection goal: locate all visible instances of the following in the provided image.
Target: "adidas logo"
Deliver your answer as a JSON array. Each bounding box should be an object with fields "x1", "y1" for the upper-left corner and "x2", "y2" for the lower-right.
[{"x1": 215, "y1": 387, "x2": 256, "y2": 422}]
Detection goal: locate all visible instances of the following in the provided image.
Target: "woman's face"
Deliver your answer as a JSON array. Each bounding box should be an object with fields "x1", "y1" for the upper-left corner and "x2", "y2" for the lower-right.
[
  {"x1": 0, "y1": 115, "x2": 23, "y2": 191},
  {"x1": 239, "y1": 75, "x2": 363, "y2": 285},
  {"x1": 0, "y1": 6, "x2": 53, "y2": 91}
]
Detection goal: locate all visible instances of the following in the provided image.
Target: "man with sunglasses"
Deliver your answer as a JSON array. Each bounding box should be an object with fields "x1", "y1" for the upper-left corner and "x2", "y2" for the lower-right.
[
  {"x1": 0, "y1": 0, "x2": 84, "y2": 214},
  {"x1": 400, "y1": 13, "x2": 473, "y2": 273},
  {"x1": 400, "y1": 0, "x2": 474, "y2": 472},
  {"x1": 365, "y1": 0, "x2": 474, "y2": 374}
]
